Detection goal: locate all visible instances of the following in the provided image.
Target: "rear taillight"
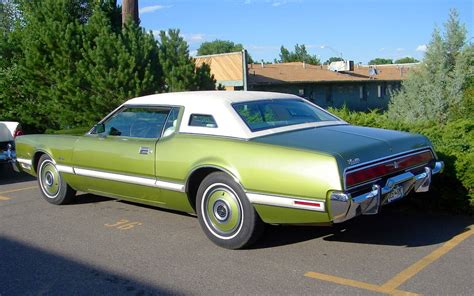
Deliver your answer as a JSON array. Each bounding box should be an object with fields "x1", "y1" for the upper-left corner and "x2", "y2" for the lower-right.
[
  {"x1": 14, "y1": 128, "x2": 23, "y2": 139},
  {"x1": 346, "y1": 151, "x2": 434, "y2": 188}
]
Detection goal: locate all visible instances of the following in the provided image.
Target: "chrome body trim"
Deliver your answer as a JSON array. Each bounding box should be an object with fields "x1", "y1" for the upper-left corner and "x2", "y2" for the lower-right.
[
  {"x1": 56, "y1": 164, "x2": 75, "y2": 174},
  {"x1": 343, "y1": 147, "x2": 434, "y2": 190},
  {"x1": 16, "y1": 158, "x2": 32, "y2": 166},
  {"x1": 247, "y1": 192, "x2": 326, "y2": 212},
  {"x1": 155, "y1": 179, "x2": 186, "y2": 192},
  {"x1": 332, "y1": 161, "x2": 444, "y2": 223},
  {"x1": 73, "y1": 167, "x2": 186, "y2": 192}
]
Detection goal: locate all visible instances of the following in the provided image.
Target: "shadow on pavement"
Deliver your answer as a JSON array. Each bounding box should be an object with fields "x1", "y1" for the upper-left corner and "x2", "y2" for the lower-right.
[
  {"x1": 0, "y1": 236, "x2": 179, "y2": 295},
  {"x1": 252, "y1": 202, "x2": 473, "y2": 249},
  {"x1": 74, "y1": 193, "x2": 114, "y2": 204},
  {"x1": 0, "y1": 165, "x2": 36, "y2": 185}
]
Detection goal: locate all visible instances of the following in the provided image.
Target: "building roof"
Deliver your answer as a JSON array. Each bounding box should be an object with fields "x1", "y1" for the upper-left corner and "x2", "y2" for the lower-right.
[{"x1": 248, "y1": 62, "x2": 418, "y2": 85}]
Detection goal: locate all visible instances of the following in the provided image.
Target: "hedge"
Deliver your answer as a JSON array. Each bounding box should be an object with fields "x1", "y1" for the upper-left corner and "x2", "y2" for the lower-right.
[{"x1": 330, "y1": 107, "x2": 473, "y2": 214}]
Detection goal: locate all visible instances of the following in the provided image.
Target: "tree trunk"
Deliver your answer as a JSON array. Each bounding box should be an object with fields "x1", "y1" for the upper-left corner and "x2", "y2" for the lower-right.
[{"x1": 122, "y1": 0, "x2": 139, "y2": 26}]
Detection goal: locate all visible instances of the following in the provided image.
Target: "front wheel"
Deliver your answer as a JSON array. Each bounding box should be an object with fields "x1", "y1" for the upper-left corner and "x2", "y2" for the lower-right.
[
  {"x1": 37, "y1": 154, "x2": 76, "y2": 205},
  {"x1": 196, "y1": 172, "x2": 264, "y2": 249}
]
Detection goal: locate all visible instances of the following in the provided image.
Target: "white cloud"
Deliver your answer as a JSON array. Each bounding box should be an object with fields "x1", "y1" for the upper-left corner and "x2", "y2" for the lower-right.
[
  {"x1": 416, "y1": 44, "x2": 427, "y2": 52},
  {"x1": 183, "y1": 33, "x2": 206, "y2": 44},
  {"x1": 139, "y1": 5, "x2": 170, "y2": 14},
  {"x1": 396, "y1": 48, "x2": 405, "y2": 52}
]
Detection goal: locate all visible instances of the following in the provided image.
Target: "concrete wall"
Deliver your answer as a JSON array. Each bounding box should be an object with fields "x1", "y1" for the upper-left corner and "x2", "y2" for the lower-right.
[{"x1": 249, "y1": 81, "x2": 401, "y2": 111}]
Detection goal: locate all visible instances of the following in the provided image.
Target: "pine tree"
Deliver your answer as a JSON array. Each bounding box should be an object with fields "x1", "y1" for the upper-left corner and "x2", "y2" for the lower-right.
[
  {"x1": 1, "y1": 1, "x2": 216, "y2": 131},
  {"x1": 388, "y1": 9, "x2": 472, "y2": 124},
  {"x1": 157, "y1": 29, "x2": 216, "y2": 92}
]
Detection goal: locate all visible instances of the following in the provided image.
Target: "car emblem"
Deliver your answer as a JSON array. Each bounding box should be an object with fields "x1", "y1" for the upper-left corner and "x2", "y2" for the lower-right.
[{"x1": 347, "y1": 158, "x2": 360, "y2": 165}]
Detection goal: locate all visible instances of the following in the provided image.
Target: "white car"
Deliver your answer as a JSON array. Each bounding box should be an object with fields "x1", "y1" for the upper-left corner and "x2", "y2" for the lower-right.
[{"x1": 0, "y1": 121, "x2": 22, "y2": 165}]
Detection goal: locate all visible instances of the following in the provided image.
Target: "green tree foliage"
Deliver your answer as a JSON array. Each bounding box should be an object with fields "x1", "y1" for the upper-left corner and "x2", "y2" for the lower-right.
[
  {"x1": 0, "y1": 0, "x2": 216, "y2": 131},
  {"x1": 157, "y1": 29, "x2": 216, "y2": 92},
  {"x1": 197, "y1": 39, "x2": 253, "y2": 63},
  {"x1": 197, "y1": 39, "x2": 243, "y2": 55},
  {"x1": 388, "y1": 9, "x2": 472, "y2": 124},
  {"x1": 278, "y1": 44, "x2": 320, "y2": 65},
  {"x1": 394, "y1": 57, "x2": 419, "y2": 64},
  {"x1": 368, "y1": 58, "x2": 393, "y2": 65},
  {"x1": 324, "y1": 56, "x2": 344, "y2": 65}
]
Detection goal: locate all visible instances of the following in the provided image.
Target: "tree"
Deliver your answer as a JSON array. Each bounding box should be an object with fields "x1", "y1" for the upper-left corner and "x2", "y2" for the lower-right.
[
  {"x1": 278, "y1": 44, "x2": 320, "y2": 65},
  {"x1": 197, "y1": 39, "x2": 243, "y2": 55},
  {"x1": 394, "y1": 57, "x2": 419, "y2": 64},
  {"x1": 0, "y1": 0, "x2": 216, "y2": 131},
  {"x1": 388, "y1": 9, "x2": 472, "y2": 124},
  {"x1": 325, "y1": 56, "x2": 344, "y2": 65},
  {"x1": 368, "y1": 58, "x2": 393, "y2": 65},
  {"x1": 158, "y1": 29, "x2": 216, "y2": 92},
  {"x1": 197, "y1": 39, "x2": 253, "y2": 63}
]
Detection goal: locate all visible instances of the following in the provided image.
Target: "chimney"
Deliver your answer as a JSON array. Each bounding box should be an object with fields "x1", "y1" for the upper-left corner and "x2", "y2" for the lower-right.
[{"x1": 122, "y1": 0, "x2": 139, "y2": 26}]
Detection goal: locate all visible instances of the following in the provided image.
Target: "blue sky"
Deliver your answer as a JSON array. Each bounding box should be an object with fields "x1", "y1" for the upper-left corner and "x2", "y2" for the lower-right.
[{"x1": 131, "y1": 0, "x2": 472, "y2": 64}]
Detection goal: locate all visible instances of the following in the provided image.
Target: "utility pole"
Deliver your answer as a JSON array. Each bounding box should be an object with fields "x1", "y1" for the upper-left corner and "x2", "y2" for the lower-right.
[{"x1": 122, "y1": 0, "x2": 139, "y2": 26}]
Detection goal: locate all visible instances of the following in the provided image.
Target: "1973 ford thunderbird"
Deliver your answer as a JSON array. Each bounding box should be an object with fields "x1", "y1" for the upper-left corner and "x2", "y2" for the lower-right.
[{"x1": 14, "y1": 91, "x2": 443, "y2": 249}]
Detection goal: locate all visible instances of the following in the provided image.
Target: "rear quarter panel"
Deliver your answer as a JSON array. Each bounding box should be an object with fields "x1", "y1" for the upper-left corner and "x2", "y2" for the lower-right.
[
  {"x1": 15, "y1": 135, "x2": 80, "y2": 176},
  {"x1": 157, "y1": 133, "x2": 342, "y2": 201}
]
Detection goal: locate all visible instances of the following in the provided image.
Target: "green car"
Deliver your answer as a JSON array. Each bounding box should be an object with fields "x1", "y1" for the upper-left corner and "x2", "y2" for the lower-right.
[{"x1": 14, "y1": 91, "x2": 443, "y2": 249}]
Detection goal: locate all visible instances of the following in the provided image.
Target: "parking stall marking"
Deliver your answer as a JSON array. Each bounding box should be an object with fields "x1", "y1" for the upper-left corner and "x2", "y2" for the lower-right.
[
  {"x1": 105, "y1": 219, "x2": 143, "y2": 230},
  {"x1": 380, "y1": 226, "x2": 474, "y2": 291},
  {"x1": 304, "y1": 272, "x2": 419, "y2": 296},
  {"x1": 0, "y1": 186, "x2": 37, "y2": 201},
  {"x1": 305, "y1": 226, "x2": 473, "y2": 295}
]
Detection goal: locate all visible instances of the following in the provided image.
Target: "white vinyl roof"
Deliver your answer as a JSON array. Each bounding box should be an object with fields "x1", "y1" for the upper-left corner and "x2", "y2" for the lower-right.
[
  {"x1": 124, "y1": 91, "x2": 346, "y2": 139},
  {"x1": 126, "y1": 91, "x2": 299, "y2": 105}
]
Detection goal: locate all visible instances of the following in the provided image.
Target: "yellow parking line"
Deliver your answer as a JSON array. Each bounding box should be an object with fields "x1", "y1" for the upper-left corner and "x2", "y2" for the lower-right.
[
  {"x1": 381, "y1": 226, "x2": 474, "y2": 291},
  {"x1": 304, "y1": 272, "x2": 419, "y2": 295},
  {"x1": 305, "y1": 226, "x2": 473, "y2": 295},
  {"x1": 0, "y1": 195, "x2": 11, "y2": 201},
  {"x1": 0, "y1": 186, "x2": 37, "y2": 196}
]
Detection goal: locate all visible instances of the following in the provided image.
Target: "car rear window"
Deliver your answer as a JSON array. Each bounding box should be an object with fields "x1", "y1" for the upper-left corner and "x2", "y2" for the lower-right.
[{"x1": 233, "y1": 99, "x2": 339, "y2": 132}]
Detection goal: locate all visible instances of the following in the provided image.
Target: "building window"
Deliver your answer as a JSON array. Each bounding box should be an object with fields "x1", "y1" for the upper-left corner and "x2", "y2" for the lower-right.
[
  {"x1": 377, "y1": 85, "x2": 382, "y2": 98},
  {"x1": 359, "y1": 86, "x2": 363, "y2": 99},
  {"x1": 298, "y1": 89, "x2": 305, "y2": 96}
]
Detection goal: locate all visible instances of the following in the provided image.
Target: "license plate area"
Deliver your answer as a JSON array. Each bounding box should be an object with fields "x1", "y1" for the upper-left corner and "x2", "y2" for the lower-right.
[{"x1": 386, "y1": 185, "x2": 404, "y2": 203}]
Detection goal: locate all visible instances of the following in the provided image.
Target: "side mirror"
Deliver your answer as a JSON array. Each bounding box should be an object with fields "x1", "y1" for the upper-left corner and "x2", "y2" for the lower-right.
[{"x1": 95, "y1": 123, "x2": 105, "y2": 134}]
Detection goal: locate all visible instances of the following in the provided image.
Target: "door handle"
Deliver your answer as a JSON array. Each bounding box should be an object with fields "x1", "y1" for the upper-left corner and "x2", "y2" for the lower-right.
[{"x1": 139, "y1": 147, "x2": 152, "y2": 155}]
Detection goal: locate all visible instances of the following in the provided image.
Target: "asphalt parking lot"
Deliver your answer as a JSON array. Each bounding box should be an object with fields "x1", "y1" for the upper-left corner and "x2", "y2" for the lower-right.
[{"x1": 1, "y1": 168, "x2": 473, "y2": 296}]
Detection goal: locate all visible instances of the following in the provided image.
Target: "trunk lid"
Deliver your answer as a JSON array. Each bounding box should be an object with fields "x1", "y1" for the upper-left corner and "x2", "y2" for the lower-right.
[{"x1": 252, "y1": 125, "x2": 430, "y2": 167}]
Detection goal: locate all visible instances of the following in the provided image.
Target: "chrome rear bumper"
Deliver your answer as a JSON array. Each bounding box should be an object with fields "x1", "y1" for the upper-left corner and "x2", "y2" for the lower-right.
[
  {"x1": 0, "y1": 143, "x2": 20, "y2": 172},
  {"x1": 331, "y1": 161, "x2": 444, "y2": 223}
]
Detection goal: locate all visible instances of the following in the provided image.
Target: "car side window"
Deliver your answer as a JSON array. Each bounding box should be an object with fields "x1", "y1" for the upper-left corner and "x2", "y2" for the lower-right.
[
  {"x1": 189, "y1": 114, "x2": 217, "y2": 128},
  {"x1": 101, "y1": 107, "x2": 171, "y2": 139},
  {"x1": 162, "y1": 107, "x2": 180, "y2": 137}
]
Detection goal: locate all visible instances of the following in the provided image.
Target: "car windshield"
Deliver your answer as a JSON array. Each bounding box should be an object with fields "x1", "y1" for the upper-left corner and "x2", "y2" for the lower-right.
[{"x1": 233, "y1": 99, "x2": 340, "y2": 132}]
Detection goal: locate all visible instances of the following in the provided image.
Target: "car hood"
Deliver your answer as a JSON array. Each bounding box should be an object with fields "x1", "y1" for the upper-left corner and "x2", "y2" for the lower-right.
[{"x1": 252, "y1": 125, "x2": 431, "y2": 167}]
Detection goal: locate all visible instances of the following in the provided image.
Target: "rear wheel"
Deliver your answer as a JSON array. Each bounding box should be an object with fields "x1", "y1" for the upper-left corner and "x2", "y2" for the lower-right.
[
  {"x1": 37, "y1": 154, "x2": 76, "y2": 205},
  {"x1": 196, "y1": 172, "x2": 264, "y2": 249}
]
